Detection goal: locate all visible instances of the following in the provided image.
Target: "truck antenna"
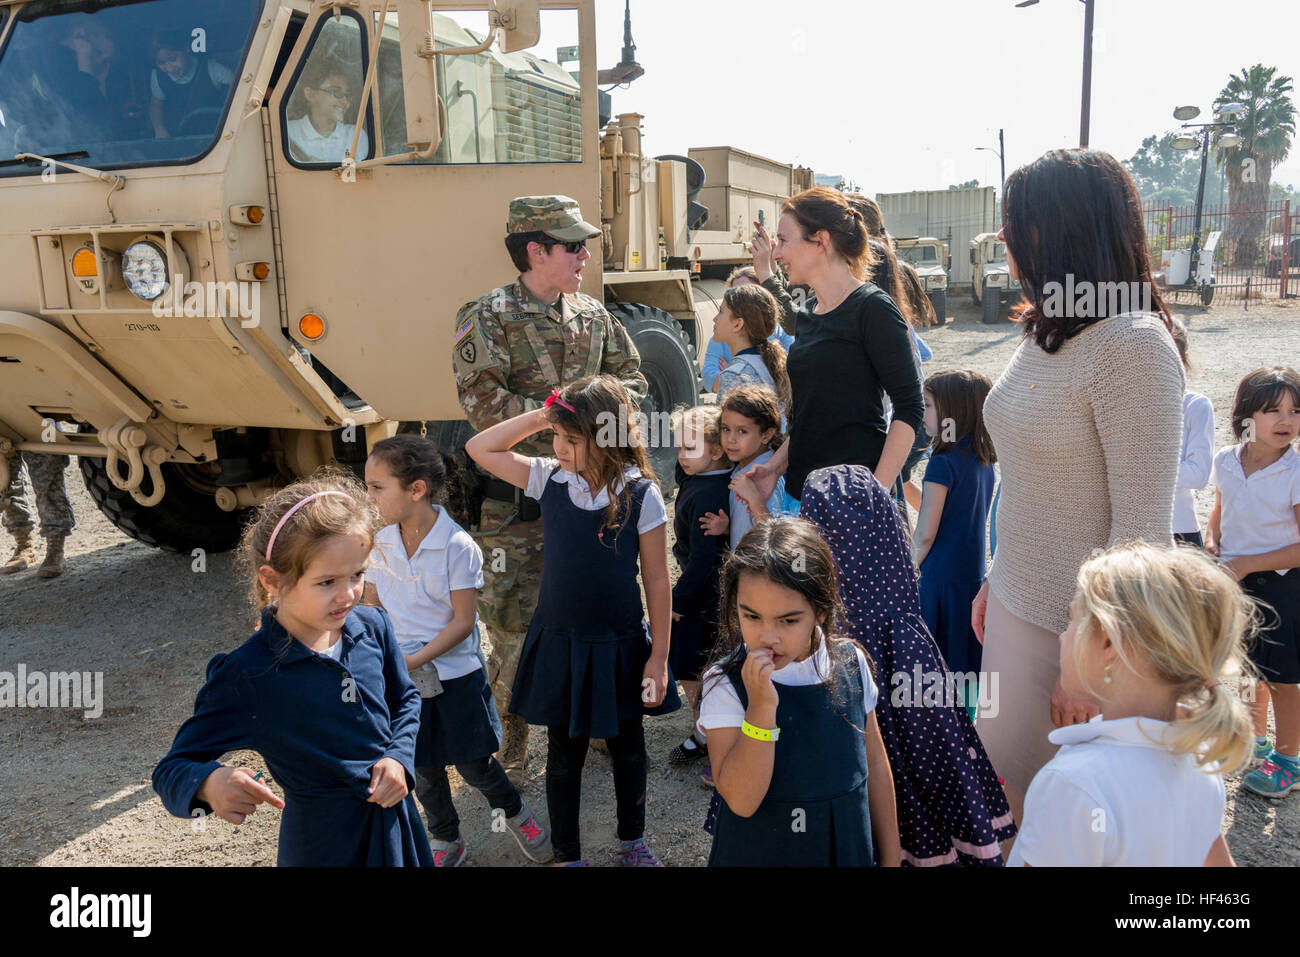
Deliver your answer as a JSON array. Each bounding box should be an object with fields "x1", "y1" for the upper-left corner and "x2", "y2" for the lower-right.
[{"x1": 598, "y1": 0, "x2": 645, "y2": 86}]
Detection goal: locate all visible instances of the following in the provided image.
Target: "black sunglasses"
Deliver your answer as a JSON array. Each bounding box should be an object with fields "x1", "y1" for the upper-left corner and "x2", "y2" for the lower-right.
[{"x1": 538, "y1": 238, "x2": 588, "y2": 254}]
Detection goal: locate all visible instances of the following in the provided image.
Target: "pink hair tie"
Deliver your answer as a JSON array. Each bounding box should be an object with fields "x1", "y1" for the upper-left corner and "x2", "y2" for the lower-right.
[
  {"x1": 544, "y1": 388, "x2": 576, "y2": 413},
  {"x1": 265, "y1": 490, "x2": 353, "y2": 561}
]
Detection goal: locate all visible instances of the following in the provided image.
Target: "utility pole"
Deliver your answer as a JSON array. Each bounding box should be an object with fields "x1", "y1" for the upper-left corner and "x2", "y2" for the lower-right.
[
  {"x1": 998, "y1": 128, "x2": 1006, "y2": 187},
  {"x1": 1079, "y1": 0, "x2": 1094, "y2": 147}
]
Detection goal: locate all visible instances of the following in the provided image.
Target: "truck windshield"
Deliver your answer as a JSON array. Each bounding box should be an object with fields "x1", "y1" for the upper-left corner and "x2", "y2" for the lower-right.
[
  {"x1": 901, "y1": 245, "x2": 937, "y2": 264},
  {"x1": 992, "y1": 242, "x2": 1006, "y2": 260},
  {"x1": 0, "y1": 0, "x2": 261, "y2": 177}
]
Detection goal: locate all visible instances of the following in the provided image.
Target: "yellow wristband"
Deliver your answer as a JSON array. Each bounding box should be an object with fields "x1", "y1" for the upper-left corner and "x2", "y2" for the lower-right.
[{"x1": 742, "y1": 720, "x2": 779, "y2": 742}]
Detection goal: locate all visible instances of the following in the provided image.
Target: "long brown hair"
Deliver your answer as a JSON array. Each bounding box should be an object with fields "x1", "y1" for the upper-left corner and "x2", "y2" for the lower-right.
[
  {"x1": 545, "y1": 373, "x2": 658, "y2": 544},
  {"x1": 846, "y1": 193, "x2": 912, "y2": 325},
  {"x1": 897, "y1": 261, "x2": 937, "y2": 327},
  {"x1": 923, "y1": 369, "x2": 997, "y2": 465},
  {"x1": 1002, "y1": 148, "x2": 1171, "y2": 353},
  {"x1": 781, "y1": 187, "x2": 875, "y2": 281},
  {"x1": 721, "y1": 284, "x2": 792, "y2": 411}
]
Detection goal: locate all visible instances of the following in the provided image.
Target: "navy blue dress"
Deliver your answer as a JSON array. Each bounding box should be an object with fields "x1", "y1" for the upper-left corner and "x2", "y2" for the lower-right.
[
  {"x1": 509, "y1": 467, "x2": 680, "y2": 738},
  {"x1": 917, "y1": 436, "x2": 995, "y2": 675},
  {"x1": 800, "y1": 466, "x2": 1016, "y2": 866},
  {"x1": 153, "y1": 605, "x2": 434, "y2": 867},
  {"x1": 669, "y1": 469, "x2": 732, "y2": 681},
  {"x1": 709, "y1": 641, "x2": 874, "y2": 867}
]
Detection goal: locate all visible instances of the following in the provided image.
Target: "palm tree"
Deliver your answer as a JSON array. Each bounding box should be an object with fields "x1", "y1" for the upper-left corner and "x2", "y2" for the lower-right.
[{"x1": 1213, "y1": 65, "x2": 1295, "y2": 263}]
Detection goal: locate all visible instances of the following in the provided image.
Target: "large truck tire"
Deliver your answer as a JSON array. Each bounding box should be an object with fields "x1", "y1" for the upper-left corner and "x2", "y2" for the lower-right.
[
  {"x1": 79, "y1": 457, "x2": 250, "y2": 553},
  {"x1": 608, "y1": 302, "x2": 700, "y2": 497},
  {"x1": 981, "y1": 283, "x2": 1000, "y2": 325},
  {"x1": 929, "y1": 290, "x2": 946, "y2": 325}
]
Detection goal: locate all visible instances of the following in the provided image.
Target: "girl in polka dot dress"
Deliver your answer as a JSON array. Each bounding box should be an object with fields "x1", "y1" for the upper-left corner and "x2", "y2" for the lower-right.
[{"x1": 800, "y1": 465, "x2": 1017, "y2": 865}]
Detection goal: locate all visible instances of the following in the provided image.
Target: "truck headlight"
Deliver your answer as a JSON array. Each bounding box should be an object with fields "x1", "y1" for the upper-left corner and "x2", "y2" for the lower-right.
[{"x1": 122, "y1": 241, "x2": 170, "y2": 301}]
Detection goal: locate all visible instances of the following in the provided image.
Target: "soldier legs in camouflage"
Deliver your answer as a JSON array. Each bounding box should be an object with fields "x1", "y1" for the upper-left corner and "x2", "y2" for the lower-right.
[
  {"x1": 3, "y1": 453, "x2": 74, "y2": 577},
  {"x1": 2, "y1": 450, "x2": 37, "y2": 573},
  {"x1": 476, "y1": 499, "x2": 546, "y2": 786}
]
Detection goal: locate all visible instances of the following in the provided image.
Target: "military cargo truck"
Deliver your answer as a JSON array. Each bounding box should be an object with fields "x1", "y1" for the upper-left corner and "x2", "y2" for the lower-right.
[
  {"x1": 894, "y1": 236, "x2": 949, "y2": 323},
  {"x1": 0, "y1": 0, "x2": 806, "y2": 551}
]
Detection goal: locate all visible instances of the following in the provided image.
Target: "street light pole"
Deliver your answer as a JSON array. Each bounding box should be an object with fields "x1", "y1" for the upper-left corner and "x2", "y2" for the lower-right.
[
  {"x1": 998, "y1": 127, "x2": 1006, "y2": 186},
  {"x1": 1079, "y1": 0, "x2": 1094, "y2": 148}
]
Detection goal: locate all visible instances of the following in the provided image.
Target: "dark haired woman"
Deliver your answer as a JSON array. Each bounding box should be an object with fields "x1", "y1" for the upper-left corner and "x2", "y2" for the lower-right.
[
  {"x1": 746, "y1": 187, "x2": 924, "y2": 512},
  {"x1": 972, "y1": 149, "x2": 1185, "y2": 832}
]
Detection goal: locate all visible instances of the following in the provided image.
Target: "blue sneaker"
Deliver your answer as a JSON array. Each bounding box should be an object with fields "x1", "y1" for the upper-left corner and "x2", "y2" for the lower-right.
[
  {"x1": 1252, "y1": 736, "x2": 1274, "y2": 766},
  {"x1": 1243, "y1": 753, "x2": 1300, "y2": 798}
]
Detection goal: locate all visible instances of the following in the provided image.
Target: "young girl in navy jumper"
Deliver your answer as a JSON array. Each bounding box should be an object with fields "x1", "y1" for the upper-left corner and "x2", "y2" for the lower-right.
[
  {"x1": 1010, "y1": 542, "x2": 1254, "y2": 865},
  {"x1": 666, "y1": 405, "x2": 732, "y2": 767},
  {"x1": 363, "y1": 435, "x2": 551, "y2": 866},
  {"x1": 911, "y1": 370, "x2": 997, "y2": 716},
  {"x1": 700, "y1": 518, "x2": 900, "y2": 866},
  {"x1": 467, "y1": 374, "x2": 680, "y2": 866},
  {"x1": 153, "y1": 472, "x2": 433, "y2": 866},
  {"x1": 1206, "y1": 366, "x2": 1300, "y2": 797}
]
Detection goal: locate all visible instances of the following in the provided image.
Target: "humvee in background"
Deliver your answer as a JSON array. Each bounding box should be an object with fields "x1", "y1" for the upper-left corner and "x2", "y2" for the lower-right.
[
  {"x1": 895, "y1": 236, "x2": 949, "y2": 324},
  {"x1": 969, "y1": 231, "x2": 1019, "y2": 324}
]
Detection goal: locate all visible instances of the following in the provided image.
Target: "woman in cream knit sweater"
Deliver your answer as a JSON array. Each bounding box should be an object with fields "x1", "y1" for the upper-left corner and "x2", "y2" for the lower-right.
[{"x1": 972, "y1": 150, "x2": 1184, "y2": 828}]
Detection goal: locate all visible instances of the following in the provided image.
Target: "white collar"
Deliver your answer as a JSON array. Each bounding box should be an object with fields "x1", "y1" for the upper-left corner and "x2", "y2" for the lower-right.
[
  {"x1": 550, "y1": 464, "x2": 643, "y2": 492},
  {"x1": 1231, "y1": 443, "x2": 1300, "y2": 479},
  {"x1": 771, "y1": 638, "x2": 833, "y2": 685},
  {"x1": 379, "y1": 505, "x2": 453, "y2": 556},
  {"x1": 1048, "y1": 714, "x2": 1177, "y2": 750}
]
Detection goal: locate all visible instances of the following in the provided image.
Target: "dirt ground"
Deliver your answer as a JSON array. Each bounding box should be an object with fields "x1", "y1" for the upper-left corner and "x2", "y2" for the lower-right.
[{"x1": 3, "y1": 294, "x2": 1298, "y2": 867}]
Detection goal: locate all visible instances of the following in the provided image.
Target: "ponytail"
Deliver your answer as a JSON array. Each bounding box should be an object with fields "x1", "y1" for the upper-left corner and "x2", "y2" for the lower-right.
[{"x1": 755, "y1": 337, "x2": 793, "y2": 414}]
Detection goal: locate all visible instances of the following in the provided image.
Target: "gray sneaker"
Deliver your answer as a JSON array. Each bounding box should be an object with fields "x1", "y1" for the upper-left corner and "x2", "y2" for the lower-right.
[
  {"x1": 429, "y1": 835, "x2": 468, "y2": 867},
  {"x1": 506, "y1": 802, "x2": 553, "y2": 863}
]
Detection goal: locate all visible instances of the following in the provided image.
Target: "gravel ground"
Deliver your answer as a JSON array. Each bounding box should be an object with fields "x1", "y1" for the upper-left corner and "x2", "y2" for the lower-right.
[{"x1": 2, "y1": 295, "x2": 1297, "y2": 867}]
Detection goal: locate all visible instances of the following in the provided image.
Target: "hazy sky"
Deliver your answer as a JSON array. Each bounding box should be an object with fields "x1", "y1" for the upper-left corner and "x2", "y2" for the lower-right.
[{"x1": 591, "y1": 0, "x2": 1300, "y2": 196}]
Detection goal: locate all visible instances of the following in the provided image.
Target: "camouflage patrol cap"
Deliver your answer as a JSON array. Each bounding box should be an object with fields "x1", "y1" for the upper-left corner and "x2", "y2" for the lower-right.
[{"x1": 507, "y1": 195, "x2": 601, "y2": 242}]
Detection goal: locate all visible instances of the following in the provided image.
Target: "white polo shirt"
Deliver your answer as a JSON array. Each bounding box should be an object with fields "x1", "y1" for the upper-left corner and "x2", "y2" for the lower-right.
[
  {"x1": 525, "y1": 457, "x2": 667, "y2": 534},
  {"x1": 286, "y1": 114, "x2": 369, "y2": 164},
  {"x1": 1210, "y1": 443, "x2": 1300, "y2": 572},
  {"x1": 696, "y1": 640, "x2": 878, "y2": 739},
  {"x1": 366, "y1": 506, "x2": 485, "y2": 680},
  {"x1": 1008, "y1": 716, "x2": 1225, "y2": 867},
  {"x1": 1174, "y1": 391, "x2": 1215, "y2": 534}
]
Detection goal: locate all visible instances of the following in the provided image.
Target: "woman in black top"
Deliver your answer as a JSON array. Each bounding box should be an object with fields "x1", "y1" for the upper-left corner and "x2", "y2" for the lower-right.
[{"x1": 748, "y1": 187, "x2": 924, "y2": 506}]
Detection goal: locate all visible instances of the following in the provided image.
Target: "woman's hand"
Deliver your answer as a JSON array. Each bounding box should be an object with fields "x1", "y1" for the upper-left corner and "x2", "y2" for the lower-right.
[
  {"x1": 971, "y1": 580, "x2": 989, "y2": 645},
  {"x1": 729, "y1": 474, "x2": 764, "y2": 517},
  {"x1": 1204, "y1": 537, "x2": 1220, "y2": 558},
  {"x1": 1050, "y1": 680, "x2": 1099, "y2": 728},
  {"x1": 195, "y1": 766, "x2": 284, "y2": 825},
  {"x1": 741, "y1": 647, "x2": 779, "y2": 712},
  {"x1": 366, "y1": 757, "x2": 409, "y2": 808},
  {"x1": 642, "y1": 654, "x2": 669, "y2": 708},
  {"x1": 700, "y1": 509, "x2": 730, "y2": 537},
  {"x1": 752, "y1": 222, "x2": 775, "y2": 282},
  {"x1": 744, "y1": 461, "x2": 779, "y2": 504}
]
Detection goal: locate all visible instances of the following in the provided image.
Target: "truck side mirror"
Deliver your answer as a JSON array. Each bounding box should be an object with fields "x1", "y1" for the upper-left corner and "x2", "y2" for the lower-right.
[
  {"x1": 969, "y1": 249, "x2": 975, "y2": 265},
  {"x1": 396, "y1": 0, "x2": 441, "y2": 150},
  {"x1": 497, "y1": 0, "x2": 541, "y2": 53}
]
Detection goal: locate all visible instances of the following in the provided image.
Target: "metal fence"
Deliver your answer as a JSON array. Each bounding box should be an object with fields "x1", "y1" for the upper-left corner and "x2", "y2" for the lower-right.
[{"x1": 1143, "y1": 198, "x2": 1296, "y2": 304}]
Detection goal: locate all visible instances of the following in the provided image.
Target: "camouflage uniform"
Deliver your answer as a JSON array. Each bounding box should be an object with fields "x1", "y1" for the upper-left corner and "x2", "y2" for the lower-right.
[
  {"x1": 2, "y1": 450, "x2": 74, "y2": 538},
  {"x1": 452, "y1": 196, "x2": 647, "y2": 772}
]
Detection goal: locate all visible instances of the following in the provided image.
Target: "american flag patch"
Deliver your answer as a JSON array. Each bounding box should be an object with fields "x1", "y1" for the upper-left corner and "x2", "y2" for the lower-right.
[{"x1": 453, "y1": 317, "x2": 474, "y2": 346}]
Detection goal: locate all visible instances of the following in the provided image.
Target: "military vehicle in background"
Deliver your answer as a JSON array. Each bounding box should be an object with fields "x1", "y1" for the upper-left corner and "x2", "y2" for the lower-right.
[
  {"x1": 970, "y1": 231, "x2": 1020, "y2": 324},
  {"x1": 894, "y1": 236, "x2": 949, "y2": 323},
  {"x1": 0, "y1": 0, "x2": 809, "y2": 552}
]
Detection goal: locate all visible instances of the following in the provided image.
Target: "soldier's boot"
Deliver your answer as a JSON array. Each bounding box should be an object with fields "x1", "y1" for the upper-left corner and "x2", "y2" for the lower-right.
[
  {"x1": 3, "y1": 532, "x2": 37, "y2": 574},
  {"x1": 36, "y1": 535, "x2": 66, "y2": 579},
  {"x1": 497, "y1": 713, "x2": 529, "y2": 788}
]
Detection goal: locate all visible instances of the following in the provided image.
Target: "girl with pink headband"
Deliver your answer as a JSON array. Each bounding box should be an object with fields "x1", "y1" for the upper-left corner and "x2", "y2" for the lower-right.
[{"x1": 153, "y1": 473, "x2": 434, "y2": 866}]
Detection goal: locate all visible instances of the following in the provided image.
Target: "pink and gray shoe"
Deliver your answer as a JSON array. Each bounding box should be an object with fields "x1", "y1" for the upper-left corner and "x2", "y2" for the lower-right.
[{"x1": 611, "y1": 837, "x2": 663, "y2": 867}]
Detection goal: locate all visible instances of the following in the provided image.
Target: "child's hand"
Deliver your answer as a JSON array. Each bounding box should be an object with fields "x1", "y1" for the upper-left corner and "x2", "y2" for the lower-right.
[
  {"x1": 700, "y1": 509, "x2": 730, "y2": 537},
  {"x1": 1204, "y1": 538, "x2": 1220, "y2": 558},
  {"x1": 366, "y1": 757, "x2": 409, "y2": 808},
  {"x1": 195, "y1": 766, "x2": 284, "y2": 825},
  {"x1": 1222, "y1": 557, "x2": 1248, "y2": 581},
  {"x1": 741, "y1": 648, "x2": 779, "y2": 712},
  {"x1": 642, "y1": 654, "x2": 669, "y2": 707}
]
